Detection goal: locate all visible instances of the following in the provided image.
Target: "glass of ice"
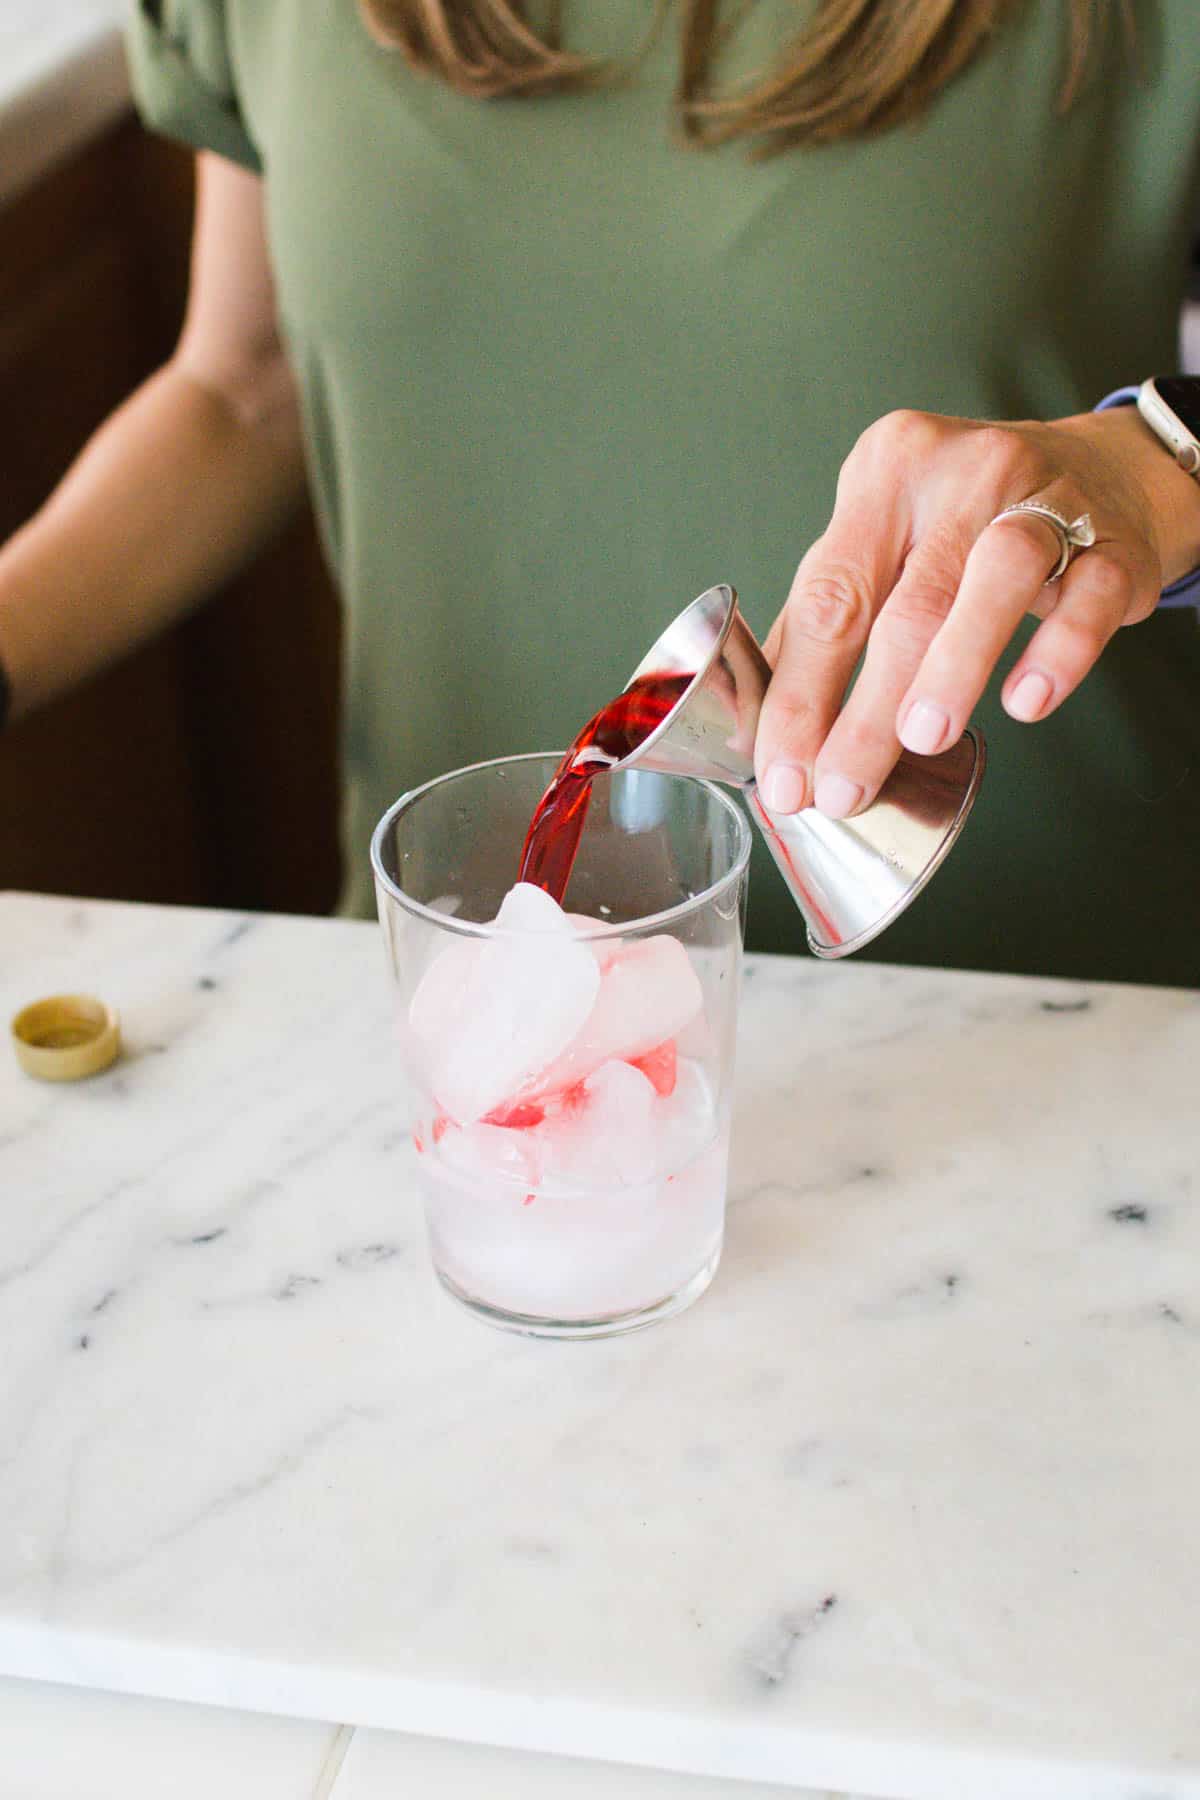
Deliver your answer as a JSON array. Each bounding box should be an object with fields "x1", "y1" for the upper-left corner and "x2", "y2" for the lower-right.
[{"x1": 370, "y1": 753, "x2": 751, "y2": 1338}]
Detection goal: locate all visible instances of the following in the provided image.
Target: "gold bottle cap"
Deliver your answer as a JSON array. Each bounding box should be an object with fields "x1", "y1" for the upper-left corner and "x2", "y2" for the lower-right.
[{"x1": 10, "y1": 994, "x2": 121, "y2": 1083}]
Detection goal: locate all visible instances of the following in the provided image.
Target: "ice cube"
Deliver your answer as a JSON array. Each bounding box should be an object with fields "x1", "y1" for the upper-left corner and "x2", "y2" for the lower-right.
[
  {"x1": 564, "y1": 912, "x2": 623, "y2": 973},
  {"x1": 656, "y1": 1056, "x2": 716, "y2": 1170},
  {"x1": 436, "y1": 1118, "x2": 541, "y2": 1192},
  {"x1": 539, "y1": 1059, "x2": 658, "y2": 1190},
  {"x1": 425, "y1": 884, "x2": 601, "y2": 1124},
  {"x1": 495, "y1": 882, "x2": 580, "y2": 936},
  {"x1": 526, "y1": 933, "x2": 703, "y2": 1097},
  {"x1": 675, "y1": 1006, "x2": 716, "y2": 1061},
  {"x1": 408, "y1": 935, "x2": 486, "y2": 1048},
  {"x1": 629, "y1": 1038, "x2": 677, "y2": 1096}
]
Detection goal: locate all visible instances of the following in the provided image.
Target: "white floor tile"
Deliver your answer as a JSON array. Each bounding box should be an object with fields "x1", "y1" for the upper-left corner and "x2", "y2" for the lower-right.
[
  {"x1": 331, "y1": 1728, "x2": 854, "y2": 1800},
  {"x1": 0, "y1": 1674, "x2": 337, "y2": 1800}
]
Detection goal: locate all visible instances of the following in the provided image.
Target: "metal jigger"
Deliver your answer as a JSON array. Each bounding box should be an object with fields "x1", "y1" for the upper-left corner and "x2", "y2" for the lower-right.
[{"x1": 617, "y1": 584, "x2": 986, "y2": 959}]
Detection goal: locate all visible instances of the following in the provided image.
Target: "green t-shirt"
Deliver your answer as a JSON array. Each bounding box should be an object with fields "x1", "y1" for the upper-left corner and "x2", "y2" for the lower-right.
[{"x1": 126, "y1": 0, "x2": 1200, "y2": 984}]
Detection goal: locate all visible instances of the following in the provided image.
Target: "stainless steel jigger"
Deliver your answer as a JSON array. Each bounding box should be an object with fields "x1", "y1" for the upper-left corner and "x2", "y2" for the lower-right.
[{"x1": 616, "y1": 583, "x2": 986, "y2": 958}]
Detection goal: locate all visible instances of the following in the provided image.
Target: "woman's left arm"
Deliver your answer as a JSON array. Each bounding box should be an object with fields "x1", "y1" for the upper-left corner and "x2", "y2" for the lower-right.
[{"x1": 754, "y1": 404, "x2": 1200, "y2": 819}]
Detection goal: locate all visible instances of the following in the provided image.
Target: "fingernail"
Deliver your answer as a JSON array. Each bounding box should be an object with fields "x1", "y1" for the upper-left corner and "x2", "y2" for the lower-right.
[
  {"x1": 899, "y1": 700, "x2": 950, "y2": 756},
  {"x1": 761, "y1": 762, "x2": 807, "y2": 813},
  {"x1": 813, "y1": 772, "x2": 863, "y2": 819},
  {"x1": 1006, "y1": 669, "x2": 1053, "y2": 723}
]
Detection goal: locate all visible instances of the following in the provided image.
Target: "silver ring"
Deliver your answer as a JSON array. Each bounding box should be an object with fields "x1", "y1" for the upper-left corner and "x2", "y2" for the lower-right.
[{"x1": 991, "y1": 502, "x2": 1096, "y2": 583}]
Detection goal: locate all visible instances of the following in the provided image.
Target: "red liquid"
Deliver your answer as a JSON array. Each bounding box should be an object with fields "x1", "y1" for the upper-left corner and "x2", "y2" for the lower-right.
[{"x1": 518, "y1": 671, "x2": 693, "y2": 904}]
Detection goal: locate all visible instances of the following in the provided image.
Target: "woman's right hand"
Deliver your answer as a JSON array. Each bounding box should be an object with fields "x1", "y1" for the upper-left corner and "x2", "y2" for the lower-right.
[{"x1": 753, "y1": 403, "x2": 1200, "y2": 820}]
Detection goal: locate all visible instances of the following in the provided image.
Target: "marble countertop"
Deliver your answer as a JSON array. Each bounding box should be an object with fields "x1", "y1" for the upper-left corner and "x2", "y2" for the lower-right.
[
  {"x1": 1, "y1": 889, "x2": 1198, "y2": 1800},
  {"x1": 0, "y1": 1, "x2": 129, "y2": 210}
]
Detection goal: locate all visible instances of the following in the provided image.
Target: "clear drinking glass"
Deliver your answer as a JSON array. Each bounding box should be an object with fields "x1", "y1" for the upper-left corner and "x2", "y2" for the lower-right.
[{"x1": 370, "y1": 753, "x2": 751, "y2": 1338}]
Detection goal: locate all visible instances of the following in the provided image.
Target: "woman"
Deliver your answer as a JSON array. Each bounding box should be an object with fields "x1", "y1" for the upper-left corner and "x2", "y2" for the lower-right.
[{"x1": 2, "y1": 0, "x2": 1198, "y2": 980}]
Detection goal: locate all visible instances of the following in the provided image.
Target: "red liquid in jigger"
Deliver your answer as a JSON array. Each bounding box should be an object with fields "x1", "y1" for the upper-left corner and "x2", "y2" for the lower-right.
[{"x1": 518, "y1": 672, "x2": 693, "y2": 903}]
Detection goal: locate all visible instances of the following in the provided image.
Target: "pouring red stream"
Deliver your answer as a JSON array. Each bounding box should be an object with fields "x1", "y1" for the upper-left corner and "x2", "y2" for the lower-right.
[{"x1": 518, "y1": 672, "x2": 693, "y2": 904}]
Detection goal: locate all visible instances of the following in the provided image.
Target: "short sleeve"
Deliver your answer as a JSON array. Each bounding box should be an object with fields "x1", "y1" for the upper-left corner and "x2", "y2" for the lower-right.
[{"x1": 125, "y1": 0, "x2": 262, "y2": 173}]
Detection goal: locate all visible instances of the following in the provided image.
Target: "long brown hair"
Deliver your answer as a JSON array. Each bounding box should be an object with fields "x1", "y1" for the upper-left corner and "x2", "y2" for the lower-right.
[{"x1": 357, "y1": 0, "x2": 1128, "y2": 153}]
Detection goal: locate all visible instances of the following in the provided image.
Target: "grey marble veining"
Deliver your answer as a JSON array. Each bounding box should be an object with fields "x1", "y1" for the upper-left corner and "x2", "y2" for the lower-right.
[{"x1": 1, "y1": 890, "x2": 1199, "y2": 1800}]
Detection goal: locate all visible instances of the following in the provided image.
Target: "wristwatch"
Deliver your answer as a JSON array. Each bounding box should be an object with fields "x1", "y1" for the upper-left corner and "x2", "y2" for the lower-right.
[
  {"x1": 1096, "y1": 378, "x2": 1200, "y2": 607},
  {"x1": 1134, "y1": 375, "x2": 1200, "y2": 474}
]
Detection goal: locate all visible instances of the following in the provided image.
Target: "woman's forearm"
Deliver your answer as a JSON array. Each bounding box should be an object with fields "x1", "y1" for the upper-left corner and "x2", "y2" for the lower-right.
[{"x1": 0, "y1": 355, "x2": 308, "y2": 721}]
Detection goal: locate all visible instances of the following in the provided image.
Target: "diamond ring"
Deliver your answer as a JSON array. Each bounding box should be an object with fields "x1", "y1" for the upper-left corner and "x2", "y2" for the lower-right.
[{"x1": 991, "y1": 502, "x2": 1096, "y2": 583}]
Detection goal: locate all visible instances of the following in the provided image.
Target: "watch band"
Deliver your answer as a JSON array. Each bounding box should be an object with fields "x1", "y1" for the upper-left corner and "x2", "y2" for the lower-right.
[{"x1": 1095, "y1": 385, "x2": 1200, "y2": 608}]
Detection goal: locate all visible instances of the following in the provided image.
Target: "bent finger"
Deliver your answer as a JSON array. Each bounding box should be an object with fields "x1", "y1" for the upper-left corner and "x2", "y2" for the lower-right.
[
  {"x1": 895, "y1": 504, "x2": 1078, "y2": 757},
  {"x1": 811, "y1": 523, "x2": 969, "y2": 814},
  {"x1": 757, "y1": 502, "x2": 906, "y2": 810},
  {"x1": 1001, "y1": 548, "x2": 1143, "y2": 722}
]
